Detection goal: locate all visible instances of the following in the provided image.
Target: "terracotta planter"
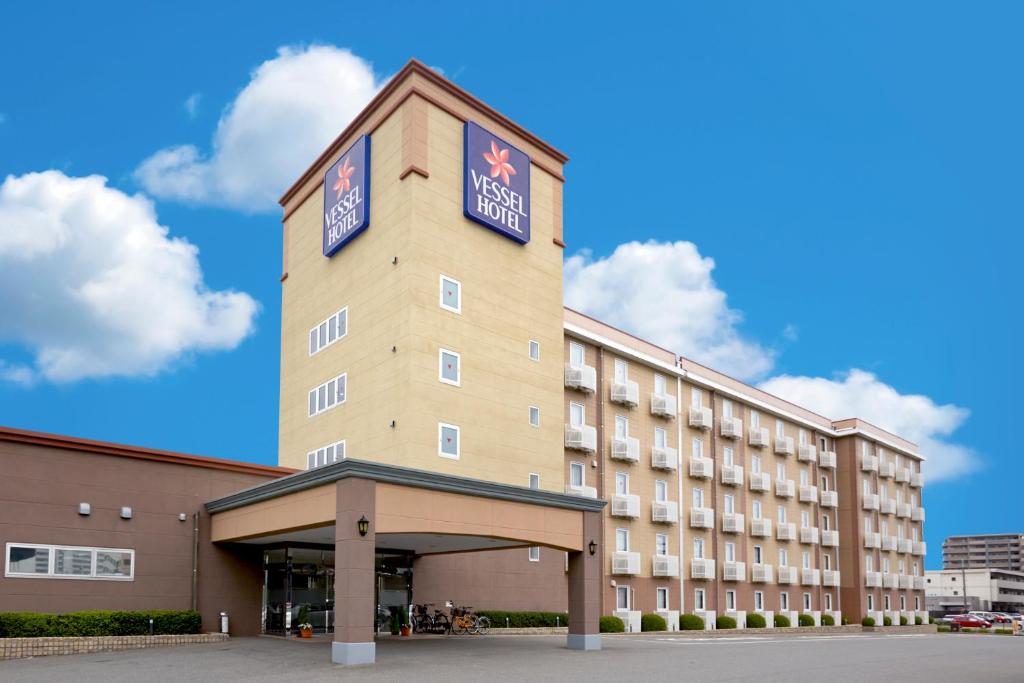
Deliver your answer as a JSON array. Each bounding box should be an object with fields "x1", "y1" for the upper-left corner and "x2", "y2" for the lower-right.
[
  {"x1": 400, "y1": 626, "x2": 411, "y2": 637},
  {"x1": 299, "y1": 628, "x2": 313, "y2": 638}
]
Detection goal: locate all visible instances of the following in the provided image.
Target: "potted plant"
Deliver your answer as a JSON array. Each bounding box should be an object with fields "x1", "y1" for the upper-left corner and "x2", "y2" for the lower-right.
[
  {"x1": 390, "y1": 609, "x2": 401, "y2": 636},
  {"x1": 399, "y1": 606, "x2": 411, "y2": 637},
  {"x1": 296, "y1": 605, "x2": 313, "y2": 638}
]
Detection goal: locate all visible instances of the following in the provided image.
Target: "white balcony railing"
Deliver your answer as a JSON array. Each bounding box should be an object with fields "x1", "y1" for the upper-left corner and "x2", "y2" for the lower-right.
[
  {"x1": 823, "y1": 570, "x2": 841, "y2": 587},
  {"x1": 799, "y1": 485, "x2": 818, "y2": 503},
  {"x1": 749, "y1": 427, "x2": 770, "y2": 447},
  {"x1": 895, "y1": 467, "x2": 911, "y2": 483},
  {"x1": 775, "y1": 436, "x2": 795, "y2": 456},
  {"x1": 882, "y1": 536, "x2": 898, "y2": 552},
  {"x1": 611, "y1": 494, "x2": 641, "y2": 519},
  {"x1": 898, "y1": 574, "x2": 913, "y2": 589},
  {"x1": 651, "y1": 500, "x2": 679, "y2": 524},
  {"x1": 650, "y1": 393, "x2": 677, "y2": 418},
  {"x1": 776, "y1": 479, "x2": 796, "y2": 498},
  {"x1": 689, "y1": 457, "x2": 714, "y2": 479},
  {"x1": 801, "y1": 568, "x2": 821, "y2": 586},
  {"x1": 800, "y1": 527, "x2": 820, "y2": 545},
  {"x1": 821, "y1": 530, "x2": 839, "y2": 547},
  {"x1": 880, "y1": 498, "x2": 896, "y2": 515},
  {"x1": 864, "y1": 532, "x2": 882, "y2": 549},
  {"x1": 913, "y1": 541, "x2": 927, "y2": 556},
  {"x1": 750, "y1": 518, "x2": 772, "y2": 537},
  {"x1": 723, "y1": 561, "x2": 746, "y2": 582},
  {"x1": 722, "y1": 512, "x2": 745, "y2": 534},
  {"x1": 861, "y1": 454, "x2": 879, "y2": 472},
  {"x1": 862, "y1": 493, "x2": 880, "y2": 511},
  {"x1": 897, "y1": 503, "x2": 912, "y2": 519},
  {"x1": 911, "y1": 506, "x2": 925, "y2": 522},
  {"x1": 897, "y1": 538, "x2": 913, "y2": 554},
  {"x1": 777, "y1": 566, "x2": 797, "y2": 584},
  {"x1": 883, "y1": 573, "x2": 898, "y2": 589},
  {"x1": 720, "y1": 416, "x2": 743, "y2": 439},
  {"x1": 749, "y1": 472, "x2": 771, "y2": 492},
  {"x1": 691, "y1": 558, "x2": 715, "y2": 579},
  {"x1": 690, "y1": 507, "x2": 715, "y2": 529},
  {"x1": 776, "y1": 522, "x2": 797, "y2": 541},
  {"x1": 652, "y1": 554, "x2": 680, "y2": 578},
  {"x1": 564, "y1": 364, "x2": 597, "y2": 393},
  {"x1": 651, "y1": 446, "x2": 678, "y2": 471},
  {"x1": 819, "y1": 450, "x2": 837, "y2": 468},
  {"x1": 752, "y1": 563, "x2": 774, "y2": 583},
  {"x1": 611, "y1": 551, "x2": 641, "y2": 575},
  {"x1": 688, "y1": 406, "x2": 713, "y2": 429},
  {"x1": 610, "y1": 380, "x2": 640, "y2": 407},
  {"x1": 798, "y1": 444, "x2": 817, "y2": 462},
  {"x1": 865, "y1": 571, "x2": 882, "y2": 587},
  {"x1": 820, "y1": 490, "x2": 838, "y2": 508},
  {"x1": 610, "y1": 436, "x2": 640, "y2": 463},
  {"x1": 878, "y1": 461, "x2": 896, "y2": 479},
  {"x1": 721, "y1": 464, "x2": 744, "y2": 487},
  {"x1": 913, "y1": 575, "x2": 926, "y2": 590},
  {"x1": 910, "y1": 472, "x2": 924, "y2": 488},
  {"x1": 564, "y1": 484, "x2": 597, "y2": 499},
  {"x1": 565, "y1": 424, "x2": 597, "y2": 452}
]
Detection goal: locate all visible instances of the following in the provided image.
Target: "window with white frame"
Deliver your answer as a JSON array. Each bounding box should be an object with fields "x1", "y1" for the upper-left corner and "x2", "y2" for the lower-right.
[
  {"x1": 306, "y1": 440, "x2": 345, "y2": 469},
  {"x1": 529, "y1": 406, "x2": 540, "y2": 427},
  {"x1": 802, "y1": 551, "x2": 811, "y2": 569},
  {"x1": 616, "y1": 528, "x2": 629, "y2": 552},
  {"x1": 439, "y1": 348, "x2": 461, "y2": 386},
  {"x1": 753, "y1": 545, "x2": 763, "y2": 564},
  {"x1": 881, "y1": 519, "x2": 889, "y2": 536},
  {"x1": 570, "y1": 402, "x2": 585, "y2": 427},
  {"x1": 863, "y1": 479, "x2": 871, "y2": 496},
  {"x1": 750, "y1": 409, "x2": 760, "y2": 429},
  {"x1": 864, "y1": 517, "x2": 873, "y2": 535},
  {"x1": 615, "y1": 472, "x2": 629, "y2": 495},
  {"x1": 884, "y1": 595, "x2": 891, "y2": 610},
  {"x1": 616, "y1": 585, "x2": 630, "y2": 610},
  {"x1": 308, "y1": 373, "x2": 346, "y2": 417},
  {"x1": 614, "y1": 358, "x2": 628, "y2": 383},
  {"x1": 655, "y1": 480, "x2": 668, "y2": 502},
  {"x1": 692, "y1": 487, "x2": 705, "y2": 509},
  {"x1": 692, "y1": 437, "x2": 704, "y2": 458},
  {"x1": 825, "y1": 593, "x2": 833, "y2": 611},
  {"x1": 723, "y1": 399, "x2": 733, "y2": 419},
  {"x1": 775, "y1": 419, "x2": 785, "y2": 439},
  {"x1": 654, "y1": 426, "x2": 667, "y2": 449},
  {"x1": 569, "y1": 462, "x2": 584, "y2": 488},
  {"x1": 654, "y1": 373, "x2": 667, "y2": 395},
  {"x1": 776, "y1": 462, "x2": 786, "y2": 481},
  {"x1": 6, "y1": 543, "x2": 133, "y2": 580},
  {"x1": 900, "y1": 595, "x2": 906, "y2": 611},
  {"x1": 693, "y1": 538, "x2": 705, "y2": 559},
  {"x1": 529, "y1": 473, "x2": 540, "y2": 490},
  {"x1": 438, "y1": 423, "x2": 460, "y2": 459},
  {"x1": 882, "y1": 558, "x2": 890, "y2": 574},
  {"x1": 777, "y1": 506, "x2": 787, "y2": 524},
  {"x1": 751, "y1": 455, "x2": 761, "y2": 474},
  {"x1": 723, "y1": 446, "x2": 734, "y2": 467},
  {"x1": 752, "y1": 500, "x2": 762, "y2": 519},
  {"x1": 528, "y1": 546, "x2": 540, "y2": 562},
  {"x1": 800, "y1": 468, "x2": 809, "y2": 486},
  {"x1": 779, "y1": 548, "x2": 789, "y2": 566},
  {"x1": 614, "y1": 415, "x2": 628, "y2": 439},
  {"x1": 801, "y1": 510, "x2": 810, "y2": 528},
  {"x1": 569, "y1": 341, "x2": 585, "y2": 368},
  {"x1": 823, "y1": 553, "x2": 831, "y2": 571},
  {"x1": 799, "y1": 429, "x2": 807, "y2": 445},
  {"x1": 440, "y1": 275, "x2": 461, "y2": 313},
  {"x1": 528, "y1": 340, "x2": 540, "y2": 361},
  {"x1": 691, "y1": 387, "x2": 703, "y2": 409},
  {"x1": 866, "y1": 555, "x2": 874, "y2": 572},
  {"x1": 780, "y1": 592, "x2": 789, "y2": 611},
  {"x1": 725, "y1": 542, "x2": 736, "y2": 562},
  {"x1": 308, "y1": 307, "x2": 348, "y2": 356},
  {"x1": 656, "y1": 533, "x2": 668, "y2": 556},
  {"x1": 694, "y1": 588, "x2": 706, "y2": 611},
  {"x1": 724, "y1": 494, "x2": 735, "y2": 515},
  {"x1": 822, "y1": 514, "x2": 831, "y2": 531},
  {"x1": 656, "y1": 587, "x2": 669, "y2": 611},
  {"x1": 803, "y1": 593, "x2": 811, "y2": 610},
  {"x1": 726, "y1": 590, "x2": 736, "y2": 611},
  {"x1": 754, "y1": 591, "x2": 764, "y2": 612},
  {"x1": 867, "y1": 594, "x2": 875, "y2": 611}
]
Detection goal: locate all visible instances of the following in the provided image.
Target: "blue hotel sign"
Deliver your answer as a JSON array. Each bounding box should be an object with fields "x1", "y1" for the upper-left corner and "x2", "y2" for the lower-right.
[
  {"x1": 463, "y1": 121, "x2": 530, "y2": 244},
  {"x1": 323, "y1": 135, "x2": 371, "y2": 257}
]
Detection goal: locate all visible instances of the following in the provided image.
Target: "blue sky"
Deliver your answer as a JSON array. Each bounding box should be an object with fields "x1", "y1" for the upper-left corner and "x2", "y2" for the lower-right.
[{"x1": 1, "y1": 2, "x2": 1021, "y2": 567}]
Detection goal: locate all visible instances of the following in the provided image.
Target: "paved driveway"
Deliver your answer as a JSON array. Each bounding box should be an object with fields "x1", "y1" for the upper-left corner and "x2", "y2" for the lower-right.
[{"x1": 2, "y1": 633, "x2": 1022, "y2": 682}]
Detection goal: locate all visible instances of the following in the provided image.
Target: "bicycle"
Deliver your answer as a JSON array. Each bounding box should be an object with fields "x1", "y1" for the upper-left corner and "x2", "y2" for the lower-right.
[
  {"x1": 449, "y1": 605, "x2": 491, "y2": 635},
  {"x1": 411, "y1": 603, "x2": 451, "y2": 634}
]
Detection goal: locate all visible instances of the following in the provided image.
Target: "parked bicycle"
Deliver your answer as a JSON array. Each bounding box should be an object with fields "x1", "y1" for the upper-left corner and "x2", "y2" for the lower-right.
[
  {"x1": 449, "y1": 604, "x2": 491, "y2": 635},
  {"x1": 411, "y1": 603, "x2": 451, "y2": 634}
]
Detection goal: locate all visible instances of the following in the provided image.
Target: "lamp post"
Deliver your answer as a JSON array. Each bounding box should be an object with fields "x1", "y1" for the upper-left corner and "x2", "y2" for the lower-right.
[{"x1": 961, "y1": 559, "x2": 968, "y2": 612}]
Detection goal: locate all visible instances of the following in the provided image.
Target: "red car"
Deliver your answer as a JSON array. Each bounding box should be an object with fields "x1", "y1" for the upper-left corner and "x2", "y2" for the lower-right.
[{"x1": 949, "y1": 614, "x2": 992, "y2": 630}]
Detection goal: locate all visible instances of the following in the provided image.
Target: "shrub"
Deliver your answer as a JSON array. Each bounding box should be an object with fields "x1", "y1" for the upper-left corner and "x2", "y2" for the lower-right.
[
  {"x1": 929, "y1": 616, "x2": 935, "y2": 624},
  {"x1": 937, "y1": 625, "x2": 951, "y2": 633},
  {"x1": 715, "y1": 615, "x2": 737, "y2": 630},
  {"x1": 861, "y1": 616, "x2": 875, "y2": 627},
  {"x1": 0, "y1": 610, "x2": 201, "y2": 638},
  {"x1": 842, "y1": 616, "x2": 849, "y2": 625},
  {"x1": 774, "y1": 614, "x2": 791, "y2": 628},
  {"x1": 994, "y1": 628, "x2": 1012, "y2": 635},
  {"x1": 798, "y1": 613, "x2": 815, "y2": 627},
  {"x1": 899, "y1": 616, "x2": 908, "y2": 626},
  {"x1": 746, "y1": 613, "x2": 766, "y2": 629},
  {"x1": 821, "y1": 614, "x2": 835, "y2": 626},
  {"x1": 476, "y1": 611, "x2": 569, "y2": 629},
  {"x1": 883, "y1": 616, "x2": 893, "y2": 626},
  {"x1": 915, "y1": 616, "x2": 923, "y2": 625},
  {"x1": 599, "y1": 615, "x2": 624, "y2": 633},
  {"x1": 679, "y1": 613, "x2": 705, "y2": 631},
  {"x1": 296, "y1": 605, "x2": 310, "y2": 627},
  {"x1": 962, "y1": 627, "x2": 975, "y2": 633},
  {"x1": 640, "y1": 613, "x2": 667, "y2": 632}
]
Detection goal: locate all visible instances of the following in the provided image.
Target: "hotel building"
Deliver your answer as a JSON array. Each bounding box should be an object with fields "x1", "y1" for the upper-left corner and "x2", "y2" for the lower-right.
[{"x1": 942, "y1": 534, "x2": 1024, "y2": 572}]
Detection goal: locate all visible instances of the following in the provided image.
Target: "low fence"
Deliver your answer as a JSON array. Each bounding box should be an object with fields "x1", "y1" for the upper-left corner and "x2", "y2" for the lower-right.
[{"x1": 0, "y1": 633, "x2": 229, "y2": 661}]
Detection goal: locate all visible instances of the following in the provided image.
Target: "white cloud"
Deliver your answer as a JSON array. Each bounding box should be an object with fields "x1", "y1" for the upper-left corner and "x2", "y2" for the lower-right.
[
  {"x1": 759, "y1": 370, "x2": 978, "y2": 482},
  {"x1": 564, "y1": 240, "x2": 776, "y2": 379},
  {"x1": 0, "y1": 170, "x2": 259, "y2": 383},
  {"x1": 135, "y1": 45, "x2": 382, "y2": 211},
  {"x1": 184, "y1": 93, "x2": 201, "y2": 119}
]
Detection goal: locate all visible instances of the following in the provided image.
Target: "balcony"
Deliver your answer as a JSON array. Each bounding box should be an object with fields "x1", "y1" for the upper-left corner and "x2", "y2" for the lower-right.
[
  {"x1": 565, "y1": 424, "x2": 597, "y2": 452},
  {"x1": 800, "y1": 527, "x2": 820, "y2": 545},
  {"x1": 721, "y1": 464, "x2": 744, "y2": 487},
  {"x1": 898, "y1": 574, "x2": 913, "y2": 589},
  {"x1": 650, "y1": 393, "x2": 677, "y2": 418},
  {"x1": 651, "y1": 500, "x2": 679, "y2": 524},
  {"x1": 689, "y1": 456, "x2": 714, "y2": 479},
  {"x1": 880, "y1": 498, "x2": 896, "y2": 515},
  {"x1": 823, "y1": 570, "x2": 841, "y2": 587},
  {"x1": 799, "y1": 485, "x2": 818, "y2": 503},
  {"x1": 690, "y1": 507, "x2": 715, "y2": 529},
  {"x1": 749, "y1": 427, "x2": 770, "y2": 447},
  {"x1": 691, "y1": 558, "x2": 715, "y2": 580},
  {"x1": 801, "y1": 568, "x2": 821, "y2": 586},
  {"x1": 652, "y1": 554, "x2": 680, "y2": 578},
  {"x1": 896, "y1": 503, "x2": 912, "y2": 519},
  {"x1": 861, "y1": 454, "x2": 878, "y2": 472},
  {"x1": 610, "y1": 380, "x2": 640, "y2": 407},
  {"x1": 775, "y1": 436, "x2": 795, "y2": 456},
  {"x1": 723, "y1": 561, "x2": 746, "y2": 582},
  {"x1": 913, "y1": 575, "x2": 926, "y2": 590},
  {"x1": 564, "y1": 364, "x2": 597, "y2": 393},
  {"x1": 611, "y1": 551, "x2": 641, "y2": 575},
  {"x1": 777, "y1": 522, "x2": 797, "y2": 541},
  {"x1": 688, "y1": 406, "x2": 713, "y2": 430},
  {"x1": 913, "y1": 541, "x2": 927, "y2": 556},
  {"x1": 798, "y1": 444, "x2": 817, "y2": 462},
  {"x1": 776, "y1": 479, "x2": 796, "y2": 498},
  {"x1": 564, "y1": 484, "x2": 597, "y2": 499},
  {"x1": 749, "y1": 472, "x2": 771, "y2": 492},
  {"x1": 819, "y1": 450, "x2": 837, "y2": 469},
  {"x1": 610, "y1": 436, "x2": 640, "y2": 463},
  {"x1": 865, "y1": 571, "x2": 882, "y2": 588},
  {"x1": 651, "y1": 446, "x2": 678, "y2": 471},
  {"x1": 722, "y1": 512, "x2": 745, "y2": 534},
  {"x1": 611, "y1": 494, "x2": 640, "y2": 519},
  {"x1": 864, "y1": 532, "x2": 881, "y2": 549},
  {"x1": 777, "y1": 566, "x2": 797, "y2": 584},
  {"x1": 820, "y1": 490, "x2": 838, "y2": 508},
  {"x1": 821, "y1": 530, "x2": 839, "y2": 547},
  {"x1": 750, "y1": 518, "x2": 772, "y2": 537},
  {"x1": 720, "y1": 416, "x2": 743, "y2": 439},
  {"x1": 895, "y1": 467, "x2": 911, "y2": 483},
  {"x1": 911, "y1": 506, "x2": 925, "y2": 522},
  {"x1": 862, "y1": 493, "x2": 880, "y2": 511},
  {"x1": 883, "y1": 573, "x2": 897, "y2": 589},
  {"x1": 881, "y1": 536, "x2": 897, "y2": 552},
  {"x1": 878, "y1": 461, "x2": 895, "y2": 479},
  {"x1": 752, "y1": 563, "x2": 774, "y2": 583},
  {"x1": 910, "y1": 472, "x2": 924, "y2": 488}
]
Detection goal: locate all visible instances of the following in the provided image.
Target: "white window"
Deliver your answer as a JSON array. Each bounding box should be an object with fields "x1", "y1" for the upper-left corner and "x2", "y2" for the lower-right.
[
  {"x1": 802, "y1": 551, "x2": 811, "y2": 569},
  {"x1": 6, "y1": 543, "x2": 134, "y2": 581},
  {"x1": 751, "y1": 455, "x2": 761, "y2": 474},
  {"x1": 881, "y1": 520, "x2": 889, "y2": 536},
  {"x1": 528, "y1": 546, "x2": 540, "y2": 562},
  {"x1": 915, "y1": 596, "x2": 921, "y2": 611},
  {"x1": 725, "y1": 542, "x2": 736, "y2": 562},
  {"x1": 775, "y1": 419, "x2": 785, "y2": 439},
  {"x1": 656, "y1": 533, "x2": 668, "y2": 556},
  {"x1": 693, "y1": 538, "x2": 705, "y2": 560},
  {"x1": 654, "y1": 373, "x2": 667, "y2": 395},
  {"x1": 867, "y1": 594, "x2": 875, "y2": 611},
  {"x1": 438, "y1": 423, "x2": 460, "y2": 459},
  {"x1": 726, "y1": 590, "x2": 736, "y2": 611},
  {"x1": 440, "y1": 274, "x2": 461, "y2": 313},
  {"x1": 800, "y1": 510, "x2": 810, "y2": 528},
  {"x1": 616, "y1": 585, "x2": 630, "y2": 610},
  {"x1": 306, "y1": 440, "x2": 346, "y2": 469},
  {"x1": 864, "y1": 517, "x2": 873, "y2": 535},
  {"x1": 724, "y1": 494, "x2": 735, "y2": 515},
  {"x1": 777, "y1": 506, "x2": 787, "y2": 524},
  {"x1": 900, "y1": 595, "x2": 906, "y2": 611},
  {"x1": 692, "y1": 437, "x2": 704, "y2": 458},
  {"x1": 799, "y1": 429, "x2": 808, "y2": 445},
  {"x1": 614, "y1": 358, "x2": 628, "y2": 383},
  {"x1": 308, "y1": 373, "x2": 347, "y2": 417},
  {"x1": 655, "y1": 480, "x2": 668, "y2": 502},
  {"x1": 616, "y1": 528, "x2": 629, "y2": 552},
  {"x1": 528, "y1": 340, "x2": 540, "y2": 361},
  {"x1": 654, "y1": 426, "x2": 667, "y2": 448},
  {"x1": 825, "y1": 593, "x2": 833, "y2": 611},
  {"x1": 752, "y1": 500, "x2": 762, "y2": 519},
  {"x1": 776, "y1": 462, "x2": 786, "y2": 481},
  {"x1": 882, "y1": 558, "x2": 890, "y2": 574},
  {"x1": 569, "y1": 462, "x2": 584, "y2": 488},
  {"x1": 753, "y1": 545, "x2": 763, "y2": 564},
  {"x1": 863, "y1": 479, "x2": 871, "y2": 496},
  {"x1": 779, "y1": 548, "x2": 789, "y2": 567},
  {"x1": 691, "y1": 387, "x2": 703, "y2": 409},
  {"x1": 439, "y1": 348, "x2": 461, "y2": 386},
  {"x1": 529, "y1": 406, "x2": 540, "y2": 427},
  {"x1": 615, "y1": 415, "x2": 628, "y2": 439},
  {"x1": 821, "y1": 474, "x2": 829, "y2": 490},
  {"x1": 694, "y1": 588, "x2": 706, "y2": 611},
  {"x1": 822, "y1": 514, "x2": 831, "y2": 531},
  {"x1": 528, "y1": 473, "x2": 540, "y2": 490},
  {"x1": 570, "y1": 402, "x2": 585, "y2": 427},
  {"x1": 780, "y1": 592, "x2": 789, "y2": 611},
  {"x1": 754, "y1": 591, "x2": 764, "y2": 611},
  {"x1": 569, "y1": 341, "x2": 585, "y2": 368},
  {"x1": 800, "y1": 468, "x2": 809, "y2": 486},
  {"x1": 866, "y1": 555, "x2": 874, "y2": 572},
  {"x1": 615, "y1": 472, "x2": 629, "y2": 495},
  {"x1": 884, "y1": 595, "x2": 891, "y2": 610},
  {"x1": 803, "y1": 593, "x2": 811, "y2": 610},
  {"x1": 692, "y1": 487, "x2": 705, "y2": 509},
  {"x1": 308, "y1": 307, "x2": 348, "y2": 356},
  {"x1": 656, "y1": 587, "x2": 669, "y2": 611},
  {"x1": 723, "y1": 447, "x2": 734, "y2": 467},
  {"x1": 750, "y1": 409, "x2": 760, "y2": 429},
  {"x1": 723, "y1": 399, "x2": 733, "y2": 419}
]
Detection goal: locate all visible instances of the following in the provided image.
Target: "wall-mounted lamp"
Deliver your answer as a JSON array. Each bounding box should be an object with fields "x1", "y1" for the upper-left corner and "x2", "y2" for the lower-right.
[
  {"x1": 391, "y1": 256, "x2": 398, "y2": 265},
  {"x1": 588, "y1": 540, "x2": 597, "y2": 556},
  {"x1": 178, "y1": 513, "x2": 188, "y2": 522},
  {"x1": 78, "y1": 503, "x2": 91, "y2": 516},
  {"x1": 389, "y1": 420, "x2": 396, "y2": 428},
  {"x1": 120, "y1": 507, "x2": 133, "y2": 520},
  {"x1": 357, "y1": 516, "x2": 369, "y2": 537}
]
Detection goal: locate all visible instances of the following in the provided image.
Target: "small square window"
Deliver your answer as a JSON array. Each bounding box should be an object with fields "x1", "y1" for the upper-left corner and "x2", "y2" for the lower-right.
[
  {"x1": 656, "y1": 587, "x2": 669, "y2": 611},
  {"x1": 439, "y1": 349, "x2": 461, "y2": 386},
  {"x1": 529, "y1": 340, "x2": 540, "y2": 361},
  {"x1": 529, "y1": 406, "x2": 540, "y2": 427},
  {"x1": 529, "y1": 473, "x2": 540, "y2": 490},
  {"x1": 440, "y1": 275, "x2": 461, "y2": 313},
  {"x1": 439, "y1": 423, "x2": 460, "y2": 459},
  {"x1": 528, "y1": 546, "x2": 540, "y2": 562}
]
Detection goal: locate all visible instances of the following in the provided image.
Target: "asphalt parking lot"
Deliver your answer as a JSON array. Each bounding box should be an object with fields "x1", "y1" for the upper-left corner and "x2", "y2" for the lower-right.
[{"x1": 2, "y1": 632, "x2": 1022, "y2": 682}]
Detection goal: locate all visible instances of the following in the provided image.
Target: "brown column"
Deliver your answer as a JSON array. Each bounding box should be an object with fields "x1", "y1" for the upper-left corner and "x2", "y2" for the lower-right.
[
  {"x1": 567, "y1": 510, "x2": 602, "y2": 650},
  {"x1": 333, "y1": 477, "x2": 376, "y2": 665}
]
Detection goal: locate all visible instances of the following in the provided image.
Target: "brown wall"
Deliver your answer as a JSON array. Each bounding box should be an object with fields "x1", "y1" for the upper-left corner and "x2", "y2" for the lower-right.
[{"x1": 0, "y1": 437, "x2": 283, "y2": 635}]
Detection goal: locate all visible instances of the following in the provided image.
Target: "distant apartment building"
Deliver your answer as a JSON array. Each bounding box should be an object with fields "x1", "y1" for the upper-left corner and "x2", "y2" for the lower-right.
[
  {"x1": 925, "y1": 567, "x2": 1024, "y2": 614},
  {"x1": 942, "y1": 534, "x2": 1024, "y2": 571}
]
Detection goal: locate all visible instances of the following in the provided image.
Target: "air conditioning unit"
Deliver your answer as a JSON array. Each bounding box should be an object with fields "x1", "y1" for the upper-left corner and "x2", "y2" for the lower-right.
[
  {"x1": 610, "y1": 380, "x2": 640, "y2": 407},
  {"x1": 721, "y1": 464, "x2": 744, "y2": 486},
  {"x1": 688, "y1": 406, "x2": 713, "y2": 429},
  {"x1": 564, "y1": 364, "x2": 597, "y2": 393},
  {"x1": 720, "y1": 416, "x2": 743, "y2": 439},
  {"x1": 799, "y1": 485, "x2": 818, "y2": 503},
  {"x1": 652, "y1": 501, "x2": 678, "y2": 524},
  {"x1": 774, "y1": 436, "x2": 794, "y2": 455},
  {"x1": 752, "y1": 563, "x2": 774, "y2": 583},
  {"x1": 722, "y1": 513, "x2": 745, "y2": 534},
  {"x1": 750, "y1": 518, "x2": 772, "y2": 537},
  {"x1": 800, "y1": 527, "x2": 820, "y2": 545},
  {"x1": 610, "y1": 436, "x2": 640, "y2": 463},
  {"x1": 749, "y1": 472, "x2": 771, "y2": 492},
  {"x1": 775, "y1": 479, "x2": 795, "y2": 498},
  {"x1": 611, "y1": 494, "x2": 640, "y2": 518},
  {"x1": 564, "y1": 424, "x2": 597, "y2": 452},
  {"x1": 801, "y1": 569, "x2": 821, "y2": 586},
  {"x1": 651, "y1": 446, "x2": 678, "y2": 471},
  {"x1": 690, "y1": 558, "x2": 715, "y2": 579},
  {"x1": 652, "y1": 555, "x2": 680, "y2": 577},
  {"x1": 651, "y1": 393, "x2": 677, "y2": 418},
  {"x1": 749, "y1": 427, "x2": 770, "y2": 447},
  {"x1": 776, "y1": 522, "x2": 796, "y2": 541},
  {"x1": 611, "y1": 551, "x2": 640, "y2": 575},
  {"x1": 690, "y1": 507, "x2": 714, "y2": 529},
  {"x1": 689, "y1": 457, "x2": 713, "y2": 479},
  {"x1": 723, "y1": 561, "x2": 746, "y2": 582},
  {"x1": 777, "y1": 566, "x2": 797, "y2": 584},
  {"x1": 798, "y1": 444, "x2": 817, "y2": 462}
]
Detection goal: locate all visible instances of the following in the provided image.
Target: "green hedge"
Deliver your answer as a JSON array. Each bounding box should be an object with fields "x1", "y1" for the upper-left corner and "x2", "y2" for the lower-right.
[
  {"x1": 899, "y1": 616, "x2": 908, "y2": 626},
  {"x1": 640, "y1": 613, "x2": 666, "y2": 632},
  {"x1": 861, "y1": 616, "x2": 875, "y2": 627},
  {"x1": 0, "y1": 610, "x2": 202, "y2": 638},
  {"x1": 746, "y1": 613, "x2": 766, "y2": 629},
  {"x1": 994, "y1": 628, "x2": 1012, "y2": 635},
  {"x1": 476, "y1": 611, "x2": 568, "y2": 629},
  {"x1": 599, "y1": 616, "x2": 624, "y2": 633},
  {"x1": 679, "y1": 613, "x2": 705, "y2": 630},
  {"x1": 915, "y1": 616, "x2": 923, "y2": 625},
  {"x1": 774, "y1": 614, "x2": 790, "y2": 628},
  {"x1": 883, "y1": 616, "x2": 893, "y2": 626},
  {"x1": 715, "y1": 615, "x2": 736, "y2": 630},
  {"x1": 937, "y1": 625, "x2": 951, "y2": 632},
  {"x1": 798, "y1": 613, "x2": 815, "y2": 627},
  {"x1": 821, "y1": 614, "x2": 835, "y2": 626}
]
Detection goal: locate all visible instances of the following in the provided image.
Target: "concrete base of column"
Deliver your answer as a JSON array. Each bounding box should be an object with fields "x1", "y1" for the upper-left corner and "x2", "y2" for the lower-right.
[
  {"x1": 331, "y1": 641, "x2": 375, "y2": 665},
  {"x1": 566, "y1": 633, "x2": 602, "y2": 651}
]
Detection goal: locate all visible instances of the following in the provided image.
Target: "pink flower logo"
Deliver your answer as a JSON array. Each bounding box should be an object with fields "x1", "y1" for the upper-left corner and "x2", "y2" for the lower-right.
[
  {"x1": 332, "y1": 157, "x2": 355, "y2": 199},
  {"x1": 483, "y1": 140, "x2": 516, "y2": 185}
]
